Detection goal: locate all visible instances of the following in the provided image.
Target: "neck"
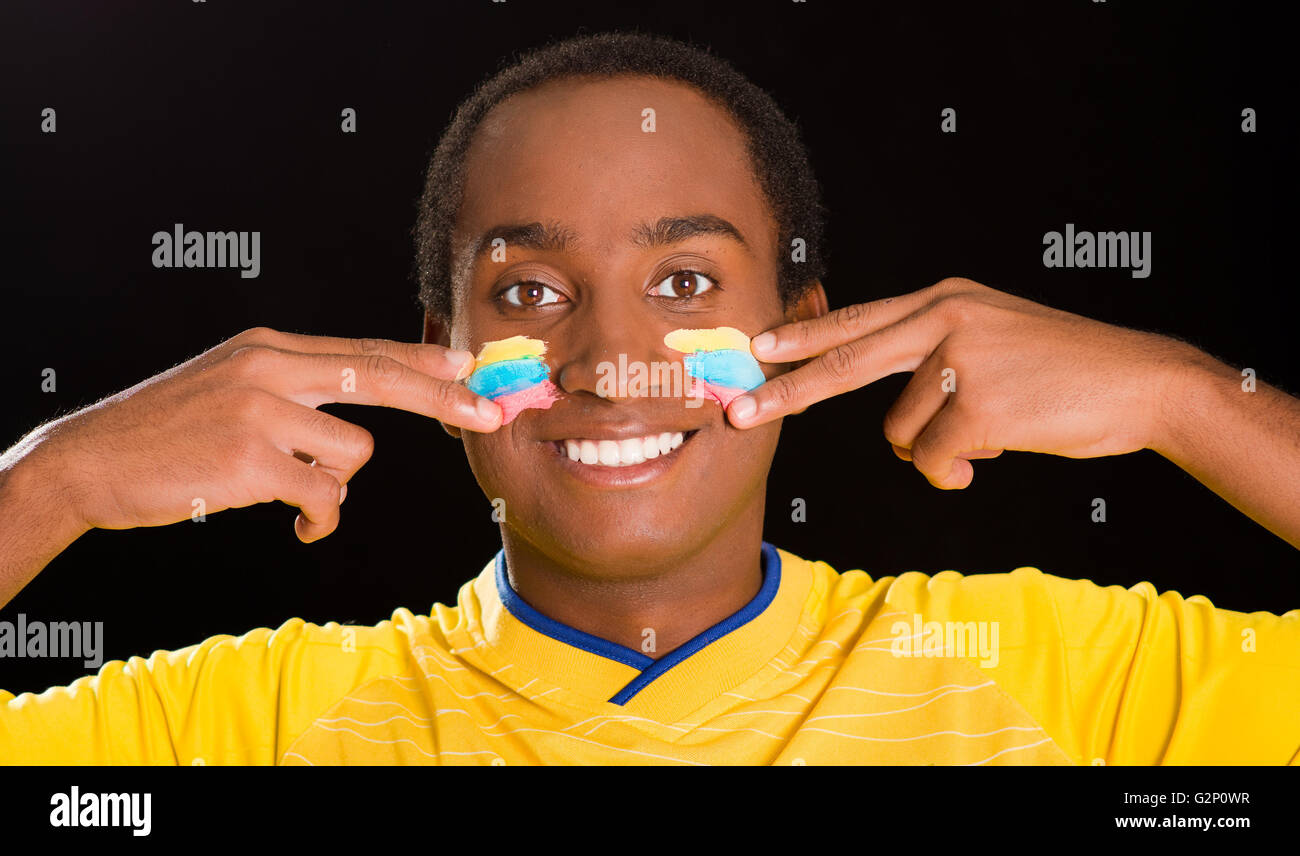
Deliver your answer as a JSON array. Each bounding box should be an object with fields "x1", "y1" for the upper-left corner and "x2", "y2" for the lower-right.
[{"x1": 499, "y1": 504, "x2": 766, "y2": 660}]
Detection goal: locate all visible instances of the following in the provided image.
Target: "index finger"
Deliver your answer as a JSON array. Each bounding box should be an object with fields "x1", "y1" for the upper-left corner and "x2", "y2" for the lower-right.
[
  {"x1": 247, "y1": 351, "x2": 503, "y2": 431},
  {"x1": 749, "y1": 285, "x2": 944, "y2": 363},
  {"x1": 728, "y1": 307, "x2": 948, "y2": 429},
  {"x1": 238, "y1": 328, "x2": 476, "y2": 382}
]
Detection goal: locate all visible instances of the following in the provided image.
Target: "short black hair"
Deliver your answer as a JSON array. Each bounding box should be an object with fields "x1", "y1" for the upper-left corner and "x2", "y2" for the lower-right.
[{"x1": 414, "y1": 31, "x2": 827, "y2": 322}]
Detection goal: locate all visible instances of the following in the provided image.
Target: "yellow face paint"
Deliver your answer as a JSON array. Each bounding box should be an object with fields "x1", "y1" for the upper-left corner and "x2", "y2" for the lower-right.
[
  {"x1": 472, "y1": 335, "x2": 548, "y2": 367},
  {"x1": 663, "y1": 326, "x2": 766, "y2": 407},
  {"x1": 464, "y1": 335, "x2": 561, "y2": 425},
  {"x1": 663, "y1": 326, "x2": 752, "y2": 354}
]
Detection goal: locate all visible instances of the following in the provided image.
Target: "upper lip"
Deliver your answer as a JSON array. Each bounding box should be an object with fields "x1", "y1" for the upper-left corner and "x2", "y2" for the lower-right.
[
  {"x1": 539, "y1": 423, "x2": 701, "y2": 443},
  {"x1": 531, "y1": 406, "x2": 705, "y2": 443}
]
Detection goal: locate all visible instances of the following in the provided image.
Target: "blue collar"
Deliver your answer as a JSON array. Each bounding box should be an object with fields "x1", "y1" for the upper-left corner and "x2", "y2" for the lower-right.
[{"x1": 494, "y1": 541, "x2": 783, "y2": 705}]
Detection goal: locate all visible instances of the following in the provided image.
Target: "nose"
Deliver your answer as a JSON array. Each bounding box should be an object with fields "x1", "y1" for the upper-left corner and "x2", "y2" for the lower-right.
[{"x1": 552, "y1": 293, "x2": 679, "y2": 402}]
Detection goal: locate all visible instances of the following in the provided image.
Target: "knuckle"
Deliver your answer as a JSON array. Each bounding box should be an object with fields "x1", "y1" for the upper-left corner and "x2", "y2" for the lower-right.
[
  {"x1": 821, "y1": 342, "x2": 858, "y2": 384},
  {"x1": 362, "y1": 354, "x2": 402, "y2": 387},
  {"x1": 765, "y1": 376, "x2": 798, "y2": 411},
  {"x1": 769, "y1": 374, "x2": 800, "y2": 411},
  {"x1": 315, "y1": 473, "x2": 342, "y2": 507},
  {"x1": 356, "y1": 337, "x2": 388, "y2": 356},
  {"x1": 234, "y1": 326, "x2": 278, "y2": 347},
  {"x1": 335, "y1": 423, "x2": 376, "y2": 471},
  {"x1": 227, "y1": 345, "x2": 277, "y2": 377},
  {"x1": 785, "y1": 320, "x2": 813, "y2": 352},
  {"x1": 881, "y1": 409, "x2": 907, "y2": 447},
  {"x1": 430, "y1": 378, "x2": 462, "y2": 412},
  {"x1": 351, "y1": 426, "x2": 376, "y2": 463},
  {"x1": 834, "y1": 302, "x2": 869, "y2": 337},
  {"x1": 909, "y1": 438, "x2": 938, "y2": 472},
  {"x1": 303, "y1": 408, "x2": 344, "y2": 447},
  {"x1": 938, "y1": 293, "x2": 980, "y2": 325}
]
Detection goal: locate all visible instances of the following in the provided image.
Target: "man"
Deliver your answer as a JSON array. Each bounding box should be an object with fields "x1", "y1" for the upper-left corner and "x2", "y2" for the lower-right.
[{"x1": 1, "y1": 33, "x2": 1298, "y2": 765}]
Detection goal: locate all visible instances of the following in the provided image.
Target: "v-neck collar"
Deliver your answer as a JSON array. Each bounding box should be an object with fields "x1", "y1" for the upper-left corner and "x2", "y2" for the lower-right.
[{"x1": 448, "y1": 541, "x2": 814, "y2": 723}]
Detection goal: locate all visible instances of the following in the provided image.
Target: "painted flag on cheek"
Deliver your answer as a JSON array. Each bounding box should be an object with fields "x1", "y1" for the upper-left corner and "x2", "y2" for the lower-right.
[
  {"x1": 465, "y1": 336, "x2": 562, "y2": 425},
  {"x1": 664, "y1": 326, "x2": 767, "y2": 409}
]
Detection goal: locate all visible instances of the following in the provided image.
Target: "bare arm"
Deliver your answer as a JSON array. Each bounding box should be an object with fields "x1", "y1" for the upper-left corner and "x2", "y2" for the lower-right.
[
  {"x1": 1155, "y1": 350, "x2": 1300, "y2": 547},
  {"x1": 730, "y1": 277, "x2": 1300, "y2": 548},
  {"x1": 0, "y1": 447, "x2": 90, "y2": 607},
  {"x1": 0, "y1": 327, "x2": 503, "y2": 609}
]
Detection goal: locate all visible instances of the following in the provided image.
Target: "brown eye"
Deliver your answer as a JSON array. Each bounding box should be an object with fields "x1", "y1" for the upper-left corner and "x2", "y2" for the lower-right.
[
  {"x1": 503, "y1": 282, "x2": 562, "y2": 307},
  {"x1": 653, "y1": 271, "x2": 715, "y2": 299}
]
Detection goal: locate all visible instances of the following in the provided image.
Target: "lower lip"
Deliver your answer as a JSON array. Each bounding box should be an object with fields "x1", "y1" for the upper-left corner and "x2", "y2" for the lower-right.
[{"x1": 548, "y1": 430, "x2": 699, "y2": 488}]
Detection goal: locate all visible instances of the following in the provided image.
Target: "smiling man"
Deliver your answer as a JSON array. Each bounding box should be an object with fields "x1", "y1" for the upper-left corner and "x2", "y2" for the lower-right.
[
  {"x1": 2, "y1": 33, "x2": 1300, "y2": 766},
  {"x1": 423, "y1": 66, "x2": 805, "y2": 658}
]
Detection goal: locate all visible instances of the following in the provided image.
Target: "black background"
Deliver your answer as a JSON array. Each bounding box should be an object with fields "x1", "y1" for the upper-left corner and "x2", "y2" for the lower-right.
[{"x1": 1, "y1": 1, "x2": 1295, "y2": 695}]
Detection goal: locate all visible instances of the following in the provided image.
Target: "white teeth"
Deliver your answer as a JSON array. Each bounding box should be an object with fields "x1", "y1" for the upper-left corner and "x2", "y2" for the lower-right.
[
  {"x1": 618, "y1": 438, "x2": 645, "y2": 465},
  {"x1": 560, "y1": 432, "x2": 691, "y2": 467}
]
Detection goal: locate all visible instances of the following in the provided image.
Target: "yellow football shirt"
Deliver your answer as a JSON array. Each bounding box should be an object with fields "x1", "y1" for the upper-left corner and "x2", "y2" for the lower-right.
[{"x1": 2, "y1": 542, "x2": 1297, "y2": 765}]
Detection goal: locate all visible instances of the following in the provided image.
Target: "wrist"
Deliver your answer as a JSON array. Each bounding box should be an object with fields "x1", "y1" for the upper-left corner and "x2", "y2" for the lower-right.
[
  {"x1": 1149, "y1": 340, "x2": 1227, "y2": 465},
  {"x1": 0, "y1": 436, "x2": 93, "y2": 607},
  {"x1": 0, "y1": 434, "x2": 93, "y2": 544}
]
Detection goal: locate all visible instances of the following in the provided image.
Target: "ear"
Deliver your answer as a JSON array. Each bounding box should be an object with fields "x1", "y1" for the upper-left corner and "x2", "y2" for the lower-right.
[
  {"x1": 786, "y1": 280, "x2": 829, "y2": 325},
  {"x1": 423, "y1": 311, "x2": 463, "y2": 439},
  {"x1": 422, "y1": 311, "x2": 451, "y2": 348}
]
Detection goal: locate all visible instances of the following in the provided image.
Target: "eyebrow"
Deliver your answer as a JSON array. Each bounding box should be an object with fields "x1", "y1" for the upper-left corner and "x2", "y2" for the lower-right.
[
  {"x1": 474, "y1": 222, "x2": 575, "y2": 258},
  {"x1": 631, "y1": 215, "x2": 747, "y2": 249},
  {"x1": 472, "y1": 214, "x2": 748, "y2": 260}
]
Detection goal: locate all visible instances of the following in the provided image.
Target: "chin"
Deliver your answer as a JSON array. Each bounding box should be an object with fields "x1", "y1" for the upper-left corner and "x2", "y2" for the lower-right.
[{"x1": 507, "y1": 512, "x2": 717, "y2": 580}]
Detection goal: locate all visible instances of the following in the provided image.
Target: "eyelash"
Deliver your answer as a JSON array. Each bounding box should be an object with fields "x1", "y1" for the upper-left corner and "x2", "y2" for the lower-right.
[
  {"x1": 649, "y1": 269, "x2": 721, "y2": 302},
  {"x1": 494, "y1": 269, "x2": 722, "y2": 307},
  {"x1": 497, "y1": 280, "x2": 565, "y2": 307}
]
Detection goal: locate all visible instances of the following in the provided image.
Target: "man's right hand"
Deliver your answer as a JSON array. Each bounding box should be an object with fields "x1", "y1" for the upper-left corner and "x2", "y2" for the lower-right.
[{"x1": 0, "y1": 327, "x2": 501, "y2": 550}]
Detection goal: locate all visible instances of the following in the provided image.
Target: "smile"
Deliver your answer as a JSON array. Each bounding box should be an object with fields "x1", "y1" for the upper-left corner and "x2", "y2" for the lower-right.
[{"x1": 551, "y1": 430, "x2": 697, "y2": 468}]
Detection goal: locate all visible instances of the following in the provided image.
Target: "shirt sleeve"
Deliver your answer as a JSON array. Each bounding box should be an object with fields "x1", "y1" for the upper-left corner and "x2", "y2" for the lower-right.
[
  {"x1": 0, "y1": 616, "x2": 408, "y2": 765},
  {"x1": 885, "y1": 567, "x2": 1300, "y2": 765}
]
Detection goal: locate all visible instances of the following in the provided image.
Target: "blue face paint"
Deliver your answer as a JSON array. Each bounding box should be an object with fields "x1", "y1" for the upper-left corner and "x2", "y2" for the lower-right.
[
  {"x1": 467, "y1": 358, "x2": 550, "y2": 398},
  {"x1": 683, "y1": 349, "x2": 766, "y2": 392}
]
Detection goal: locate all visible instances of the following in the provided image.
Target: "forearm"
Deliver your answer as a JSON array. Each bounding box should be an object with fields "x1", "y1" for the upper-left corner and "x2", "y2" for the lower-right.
[
  {"x1": 0, "y1": 441, "x2": 90, "y2": 608},
  {"x1": 1154, "y1": 345, "x2": 1300, "y2": 548}
]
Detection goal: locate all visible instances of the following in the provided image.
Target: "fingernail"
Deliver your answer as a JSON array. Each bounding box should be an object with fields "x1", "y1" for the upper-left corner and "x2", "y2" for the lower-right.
[
  {"x1": 339, "y1": 484, "x2": 347, "y2": 505},
  {"x1": 730, "y1": 395, "x2": 756, "y2": 421},
  {"x1": 476, "y1": 397, "x2": 501, "y2": 424},
  {"x1": 751, "y1": 332, "x2": 776, "y2": 355},
  {"x1": 449, "y1": 350, "x2": 476, "y2": 381}
]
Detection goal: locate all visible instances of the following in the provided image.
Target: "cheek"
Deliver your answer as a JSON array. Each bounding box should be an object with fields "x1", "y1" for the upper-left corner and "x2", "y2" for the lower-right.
[
  {"x1": 709, "y1": 415, "x2": 783, "y2": 496},
  {"x1": 738, "y1": 418, "x2": 782, "y2": 464},
  {"x1": 461, "y1": 431, "x2": 548, "y2": 510}
]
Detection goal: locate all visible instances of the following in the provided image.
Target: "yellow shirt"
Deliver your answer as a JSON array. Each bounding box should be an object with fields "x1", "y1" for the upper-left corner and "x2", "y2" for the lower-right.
[{"x1": 3, "y1": 543, "x2": 1297, "y2": 765}]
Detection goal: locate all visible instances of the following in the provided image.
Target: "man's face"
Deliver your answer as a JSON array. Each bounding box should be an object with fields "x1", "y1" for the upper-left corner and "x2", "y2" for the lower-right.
[{"x1": 439, "y1": 75, "x2": 798, "y2": 577}]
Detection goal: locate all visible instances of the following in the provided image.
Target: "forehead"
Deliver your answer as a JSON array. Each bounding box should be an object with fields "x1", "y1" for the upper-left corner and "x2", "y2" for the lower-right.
[{"x1": 454, "y1": 75, "x2": 775, "y2": 262}]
